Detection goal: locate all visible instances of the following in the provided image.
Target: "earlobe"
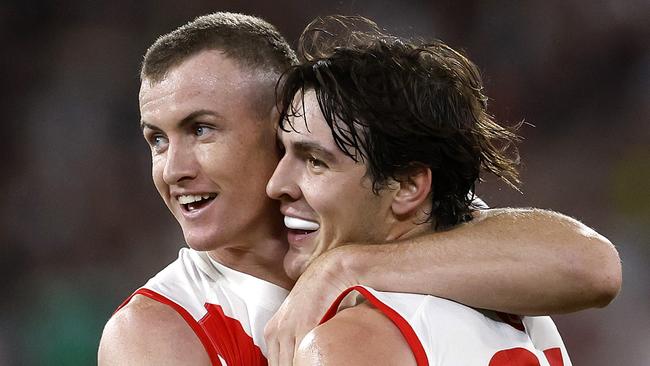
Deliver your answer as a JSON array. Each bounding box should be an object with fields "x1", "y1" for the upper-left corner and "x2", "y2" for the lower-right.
[{"x1": 391, "y1": 167, "x2": 432, "y2": 217}]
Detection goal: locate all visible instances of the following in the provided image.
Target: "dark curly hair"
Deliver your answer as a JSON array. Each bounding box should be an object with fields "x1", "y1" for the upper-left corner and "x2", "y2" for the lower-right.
[{"x1": 277, "y1": 16, "x2": 520, "y2": 229}]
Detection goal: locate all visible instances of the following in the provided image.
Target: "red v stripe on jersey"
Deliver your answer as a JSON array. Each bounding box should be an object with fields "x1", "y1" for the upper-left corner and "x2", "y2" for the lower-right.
[
  {"x1": 320, "y1": 285, "x2": 429, "y2": 366},
  {"x1": 200, "y1": 303, "x2": 268, "y2": 365},
  {"x1": 117, "y1": 288, "x2": 223, "y2": 365},
  {"x1": 117, "y1": 288, "x2": 268, "y2": 366}
]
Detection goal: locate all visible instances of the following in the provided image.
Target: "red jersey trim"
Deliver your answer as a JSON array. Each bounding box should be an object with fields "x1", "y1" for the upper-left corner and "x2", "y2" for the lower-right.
[
  {"x1": 495, "y1": 311, "x2": 525, "y2": 332},
  {"x1": 543, "y1": 347, "x2": 564, "y2": 366},
  {"x1": 320, "y1": 285, "x2": 429, "y2": 366},
  {"x1": 116, "y1": 288, "x2": 222, "y2": 366}
]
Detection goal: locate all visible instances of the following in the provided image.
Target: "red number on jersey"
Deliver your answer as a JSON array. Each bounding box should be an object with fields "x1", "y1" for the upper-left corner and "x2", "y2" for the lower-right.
[{"x1": 489, "y1": 347, "x2": 564, "y2": 366}]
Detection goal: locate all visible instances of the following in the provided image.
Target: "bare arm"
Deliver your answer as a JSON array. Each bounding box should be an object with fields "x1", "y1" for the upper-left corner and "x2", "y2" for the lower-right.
[
  {"x1": 294, "y1": 303, "x2": 415, "y2": 366},
  {"x1": 98, "y1": 295, "x2": 211, "y2": 366},
  {"x1": 265, "y1": 207, "x2": 622, "y2": 366},
  {"x1": 336, "y1": 208, "x2": 621, "y2": 314}
]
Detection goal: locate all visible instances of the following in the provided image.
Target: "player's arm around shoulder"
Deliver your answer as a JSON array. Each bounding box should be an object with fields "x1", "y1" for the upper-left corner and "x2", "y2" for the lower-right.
[
  {"x1": 294, "y1": 302, "x2": 417, "y2": 366},
  {"x1": 98, "y1": 294, "x2": 211, "y2": 366}
]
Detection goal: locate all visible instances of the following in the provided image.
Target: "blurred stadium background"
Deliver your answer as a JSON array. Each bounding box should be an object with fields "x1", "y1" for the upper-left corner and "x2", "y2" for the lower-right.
[{"x1": 1, "y1": 0, "x2": 648, "y2": 365}]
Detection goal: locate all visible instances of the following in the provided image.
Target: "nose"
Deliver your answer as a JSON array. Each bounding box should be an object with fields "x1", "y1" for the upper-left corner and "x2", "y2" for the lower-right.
[
  {"x1": 266, "y1": 156, "x2": 301, "y2": 201},
  {"x1": 162, "y1": 140, "x2": 197, "y2": 185}
]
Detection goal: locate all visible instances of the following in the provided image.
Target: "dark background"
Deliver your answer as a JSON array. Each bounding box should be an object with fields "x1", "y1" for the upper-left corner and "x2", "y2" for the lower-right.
[{"x1": 1, "y1": 1, "x2": 648, "y2": 365}]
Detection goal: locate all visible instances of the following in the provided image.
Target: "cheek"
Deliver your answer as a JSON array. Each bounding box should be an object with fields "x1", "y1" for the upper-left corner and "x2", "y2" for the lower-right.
[
  {"x1": 247, "y1": 137, "x2": 280, "y2": 173},
  {"x1": 323, "y1": 183, "x2": 382, "y2": 229},
  {"x1": 307, "y1": 178, "x2": 358, "y2": 221},
  {"x1": 196, "y1": 144, "x2": 227, "y2": 173},
  {"x1": 238, "y1": 142, "x2": 280, "y2": 183},
  {"x1": 151, "y1": 156, "x2": 166, "y2": 192},
  {"x1": 196, "y1": 141, "x2": 277, "y2": 195},
  {"x1": 195, "y1": 141, "x2": 248, "y2": 183}
]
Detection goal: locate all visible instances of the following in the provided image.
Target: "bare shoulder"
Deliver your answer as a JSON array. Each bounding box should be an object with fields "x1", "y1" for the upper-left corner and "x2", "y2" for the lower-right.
[
  {"x1": 98, "y1": 294, "x2": 210, "y2": 366},
  {"x1": 294, "y1": 302, "x2": 417, "y2": 366}
]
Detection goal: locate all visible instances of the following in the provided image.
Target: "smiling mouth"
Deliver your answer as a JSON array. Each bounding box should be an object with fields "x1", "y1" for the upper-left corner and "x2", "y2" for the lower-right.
[
  {"x1": 288, "y1": 228, "x2": 316, "y2": 235},
  {"x1": 178, "y1": 194, "x2": 217, "y2": 212},
  {"x1": 284, "y1": 216, "x2": 319, "y2": 237}
]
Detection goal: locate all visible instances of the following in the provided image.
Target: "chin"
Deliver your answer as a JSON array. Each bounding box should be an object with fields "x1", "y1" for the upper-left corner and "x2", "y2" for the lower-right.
[
  {"x1": 183, "y1": 231, "x2": 220, "y2": 252},
  {"x1": 283, "y1": 255, "x2": 307, "y2": 280}
]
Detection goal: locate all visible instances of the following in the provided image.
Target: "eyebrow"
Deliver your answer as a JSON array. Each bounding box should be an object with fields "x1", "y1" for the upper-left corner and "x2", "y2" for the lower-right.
[
  {"x1": 140, "y1": 109, "x2": 223, "y2": 131},
  {"x1": 291, "y1": 140, "x2": 339, "y2": 163}
]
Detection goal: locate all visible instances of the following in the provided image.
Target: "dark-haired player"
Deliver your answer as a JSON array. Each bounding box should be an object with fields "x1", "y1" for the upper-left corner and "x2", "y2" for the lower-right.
[{"x1": 268, "y1": 16, "x2": 571, "y2": 365}]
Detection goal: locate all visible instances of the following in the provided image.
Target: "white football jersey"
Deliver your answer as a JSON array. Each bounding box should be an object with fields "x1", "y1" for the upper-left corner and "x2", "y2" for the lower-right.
[
  {"x1": 321, "y1": 286, "x2": 571, "y2": 366},
  {"x1": 117, "y1": 248, "x2": 288, "y2": 366}
]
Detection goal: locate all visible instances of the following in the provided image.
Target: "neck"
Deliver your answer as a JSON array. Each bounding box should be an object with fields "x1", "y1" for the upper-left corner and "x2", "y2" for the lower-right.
[
  {"x1": 386, "y1": 222, "x2": 431, "y2": 242},
  {"x1": 206, "y1": 210, "x2": 294, "y2": 289},
  {"x1": 208, "y1": 238, "x2": 294, "y2": 289},
  {"x1": 385, "y1": 206, "x2": 433, "y2": 242}
]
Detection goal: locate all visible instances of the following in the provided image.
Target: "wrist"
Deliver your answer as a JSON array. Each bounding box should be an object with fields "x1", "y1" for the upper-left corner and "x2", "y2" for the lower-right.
[{"x1": 322, "y1": 244, "x2": 367, "y2": 288}]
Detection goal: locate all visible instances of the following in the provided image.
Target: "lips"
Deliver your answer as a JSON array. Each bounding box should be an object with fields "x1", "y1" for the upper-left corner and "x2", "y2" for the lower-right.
[
  {"x1": 284, "y1": 215, "x2": 319, "y2": 246},
  {"x1": 178, "y1": 193, "x2": 216, "y2": 205},
  {"x1": 176, "y1": 193, "x2": 218, "y2": 213},
  {"x1": 284, "y1": 216, "x2": 320, "y2": 231}
]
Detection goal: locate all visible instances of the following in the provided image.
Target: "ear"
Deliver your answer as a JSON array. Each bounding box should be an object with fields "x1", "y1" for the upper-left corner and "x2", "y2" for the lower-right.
[{"x1": 391, "y1": 166, "x2": 432, "y2": 217}]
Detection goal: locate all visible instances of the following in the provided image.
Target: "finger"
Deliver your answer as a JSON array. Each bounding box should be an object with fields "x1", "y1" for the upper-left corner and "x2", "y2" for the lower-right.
[
  {"x1": 267, "y1": 340, "x2": 279, "y2": 366},
  {"x1": 278, "y1": 337, "x2": 295, "y2": 366},
  {"x1": 294, "y1": 334, "x2": 302, "y2": 357}
]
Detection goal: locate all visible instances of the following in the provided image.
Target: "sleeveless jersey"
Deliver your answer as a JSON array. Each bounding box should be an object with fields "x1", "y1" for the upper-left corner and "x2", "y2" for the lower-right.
[
  {"x1": 321, "y1": 286, "x2": 572, "y2": 366},
  {"x1": 117, "y1": 248, "x2": 288, "y2": 366}
]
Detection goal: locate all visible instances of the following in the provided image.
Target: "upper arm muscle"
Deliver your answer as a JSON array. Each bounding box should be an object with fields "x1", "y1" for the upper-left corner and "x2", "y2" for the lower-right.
[
  {"x1": 98, "y1": 295, "x2": 210, "y2": 366},
  {"x1": 294, "y1": 303, "x2": 417, "y2": 366}
]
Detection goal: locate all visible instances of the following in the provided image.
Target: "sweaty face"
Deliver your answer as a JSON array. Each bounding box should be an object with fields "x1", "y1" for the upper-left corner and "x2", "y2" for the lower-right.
[
  {"x1": 266, "y1": 91, "x2": 395, "y2": 279},
  {"x1": 139, "y1": 50, "x2": 281, "y2": 251}
]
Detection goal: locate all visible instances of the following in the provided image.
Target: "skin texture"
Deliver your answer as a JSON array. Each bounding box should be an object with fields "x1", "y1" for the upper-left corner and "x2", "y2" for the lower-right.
[
  {"x1": 265, "y1": 91, "x2": 622, "y2": 366},
  {"x1": 294, "y1": 303, "x2": 416, "y2": 366},
  {"x1": 99, "y1": 47, "x2": 622, "y2": 366},
  {"x1": 266, "y1": 207, "x2": 621, "y2": 366},
  {"x1": 98, "y1": 296, "x2": 211, "y2": 366},
  {"x1": 99, "y1": 50, "x2": 293, "y2": 366},
  {"x1": 267, "y1": 91, "x2": 454, "y2": 366},
  {"x1": 266, "y1": 91, "x2": 406, "y2": 280},
  {"x1": 138, "y1": 50, "x2": 290, "y2": 286}
]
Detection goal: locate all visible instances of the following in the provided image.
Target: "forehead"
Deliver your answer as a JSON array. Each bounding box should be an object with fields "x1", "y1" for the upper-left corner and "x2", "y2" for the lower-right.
[
  {"x1": 281, "y1": 91, "x2": 332, "y2": 140},
  {"x1": 139, "y1": 50, "x2": 273, "y2": 119}
]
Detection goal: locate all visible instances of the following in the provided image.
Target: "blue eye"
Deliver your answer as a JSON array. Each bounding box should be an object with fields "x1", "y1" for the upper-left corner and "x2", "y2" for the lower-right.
[
  {"x1": 153, "y1": 135, "x2": 165, "y2": 145},
  {"x1": 147, "y1": 134, "x2": 168, "y2": 153},
  {"x1": 194, "y1": 124, "x2": 215, "y2": 137}
]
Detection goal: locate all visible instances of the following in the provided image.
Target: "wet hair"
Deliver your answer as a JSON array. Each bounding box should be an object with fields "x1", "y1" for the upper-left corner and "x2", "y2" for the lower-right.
[
  {"x1": 141, "y1": 12, "x2": 297, "y2": 83},
  {"x1": 277, "y1": 15, "x2": 520, "y2": 229}
]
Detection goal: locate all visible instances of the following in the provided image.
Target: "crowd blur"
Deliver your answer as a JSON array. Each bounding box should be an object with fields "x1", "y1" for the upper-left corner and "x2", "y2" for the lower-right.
[{"x1": 1, "y1": 1, "x2": 648, "y2": 365}]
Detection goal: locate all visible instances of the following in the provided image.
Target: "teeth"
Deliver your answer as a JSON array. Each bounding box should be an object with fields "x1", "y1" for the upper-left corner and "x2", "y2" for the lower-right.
[
  {"x1": 284, "y1": 216, "x2": 320, "y2": 231},
  {"x1": 178, "y1": 194, "x2": 216, "y2": 205}
]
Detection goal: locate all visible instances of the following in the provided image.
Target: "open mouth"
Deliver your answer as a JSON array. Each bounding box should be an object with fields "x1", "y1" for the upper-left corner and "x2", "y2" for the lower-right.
[
  {"x1": 178, "y1": 194, "x2": 217, "y2": 212},
  {"x1": 284, "y1": 216, "x2": 319, "y2": 236}
]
